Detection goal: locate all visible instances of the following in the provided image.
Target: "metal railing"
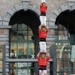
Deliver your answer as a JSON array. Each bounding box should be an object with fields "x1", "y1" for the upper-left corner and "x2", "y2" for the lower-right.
[{"x1": 3, "y1": 45, "x2": 55, "y2": 75}]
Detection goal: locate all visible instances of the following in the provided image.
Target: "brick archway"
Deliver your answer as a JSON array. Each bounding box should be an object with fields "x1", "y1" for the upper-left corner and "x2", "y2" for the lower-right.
[
  {"x1": 48, "y1": 0, "x2": 75, "y2": 27},
  {"x1": 2, "y1": 0, "x2": 40, "y2": 26}
]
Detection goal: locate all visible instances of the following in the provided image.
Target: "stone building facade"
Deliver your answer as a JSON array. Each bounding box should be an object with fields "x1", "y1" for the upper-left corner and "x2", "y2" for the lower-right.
[{"x1": 0, "y1": 0, "x2": 75, "y2": 75}]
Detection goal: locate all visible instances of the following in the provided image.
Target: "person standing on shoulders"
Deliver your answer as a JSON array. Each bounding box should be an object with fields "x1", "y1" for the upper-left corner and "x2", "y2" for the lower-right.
[
  {"x1": 38, "y1": 25, "x2": 49, "y2": 52},
  {"x1": 40, "y1": 0, "x2": 48, "y2": 26},
  {"x1": 37, "y1": 52, "x2": 50, "y2": 75}
]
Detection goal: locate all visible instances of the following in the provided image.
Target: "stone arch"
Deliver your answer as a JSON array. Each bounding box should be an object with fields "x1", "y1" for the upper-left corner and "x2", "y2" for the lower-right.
[
  {"x1": 2, "y1": 0, "x2": 40, "y2": 26},
  {"x1": 48, "y1": 1, "x2": 75, "y2": 27}
]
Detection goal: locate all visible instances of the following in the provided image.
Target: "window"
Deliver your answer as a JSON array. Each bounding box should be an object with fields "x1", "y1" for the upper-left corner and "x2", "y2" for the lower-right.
[
  {"x1": 10, "y1": 24, "x2": 34, "y2": 59},
  {"x1": 10, "y1": 24, "x2": 35, "y2": 75},
  {"x1": 56, "y1": 24, "x2": 75, "y2": 75}
]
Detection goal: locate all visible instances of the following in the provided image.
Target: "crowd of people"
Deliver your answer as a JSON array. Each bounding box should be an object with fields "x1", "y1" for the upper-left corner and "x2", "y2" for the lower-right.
[{"x1": 37, "y1": 0, "x2": 50, "y2": 75}]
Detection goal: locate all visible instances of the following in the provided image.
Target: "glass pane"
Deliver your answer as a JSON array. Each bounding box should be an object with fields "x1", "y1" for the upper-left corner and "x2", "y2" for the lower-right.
[
  {"x1": 18, "y1": 24, "x2": 27, "y2": 31},
  {"x1": 12, "y1": 24, "x2": 17, "y2": 31},
  {"x1": 10, "y1": 31, "x2": 17, "y2": 40},
  {"x1": 28, "y1": 27, "x2": 32, "y2": 31},
  {"x1": 10, "y1": 43, "x2": 17, "y2": 58},
  {"x1": 55, "y1": 24, "x2": 69, "y2": 40},
  {"x1": 10, "y1": 24, "x2": 34, "y2": 59},
  {"x1": 10, "y1": 62, "x2": 35, "y2": 75},
  {"x1": 0, "y1": 47, "x2": 2, "y2": 59},
  {"x1": 18, "y1": 31, "x2": 27, "y2": 40},
  {"x1": 28, "y1": 31, "x2": 33, "y2": 40},
  {"x1": 28, "y1": 43, "x2": 34, "y2": 58},
  {"x1": 18, "y1": 43, "x2": 34, "y2": 58},
  {"x1": 18, "y1": 43, "x2": 25, "y2": 58},
  {"x1": 56, "y1": 43, "x2": 75, "y2": 74},
  {"x1": 56, "y1": 23, "x2": 75, "y2": 74},
  {"x1": 56, "y1": 43, "x2": 70, "y2": 58}
]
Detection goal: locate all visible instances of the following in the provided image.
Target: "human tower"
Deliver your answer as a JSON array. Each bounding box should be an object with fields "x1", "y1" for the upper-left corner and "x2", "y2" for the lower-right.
[
  {"x1": 37, "y1": 0, "x2": 50, "y2": 75},
  {"x1": 38, "y1": 0, "x2": 49, "y2": 53}
]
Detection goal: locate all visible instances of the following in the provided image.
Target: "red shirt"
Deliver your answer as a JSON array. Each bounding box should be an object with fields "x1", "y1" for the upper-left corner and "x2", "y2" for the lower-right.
[
  {"x1": 37, "y1": 57, "x2": 50, "y2": 66},
  {"x1": 40, "y1": 5, "x2": 47, "y2": 13},
  {"x1": 38, "y1": 30, "x2": 48, "y2": 38}
]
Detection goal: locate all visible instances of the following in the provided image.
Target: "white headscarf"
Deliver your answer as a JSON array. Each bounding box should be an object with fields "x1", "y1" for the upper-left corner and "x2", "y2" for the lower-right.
[{"x1": 41, "y1": 0, "x2": 46, "y2": 3}]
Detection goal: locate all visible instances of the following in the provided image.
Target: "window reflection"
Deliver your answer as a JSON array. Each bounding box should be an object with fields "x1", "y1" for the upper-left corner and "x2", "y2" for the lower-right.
[
  {"x1": 10, "y1": 62, "x2": 35, "y2": 75},
  {"x1": 10, "y1": 24, "x2": 34, "y2": 59},
  {"x1": 55, "y1": 24, "x2": 69, "y2": 40}
]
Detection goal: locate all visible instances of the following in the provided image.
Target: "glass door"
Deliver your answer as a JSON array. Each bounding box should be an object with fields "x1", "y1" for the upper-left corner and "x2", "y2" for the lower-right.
[{"x1": 10, "y1": 24, "x2": 35, "y2": 75}]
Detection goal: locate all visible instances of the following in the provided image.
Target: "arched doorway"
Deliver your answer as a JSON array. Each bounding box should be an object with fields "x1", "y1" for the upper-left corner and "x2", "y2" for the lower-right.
[
  {"x1": 9, "y1": 9, "x2": 40, "y2": 58},
  {"x1": 10, "y1": 23, "x2": 34, "y2": 58},
  {"x1": 55, "y1": 10, "x2": 75, "y2": 75},
  {"x1": 9, "y1": 9, "x2": 40, "y2": 75}
]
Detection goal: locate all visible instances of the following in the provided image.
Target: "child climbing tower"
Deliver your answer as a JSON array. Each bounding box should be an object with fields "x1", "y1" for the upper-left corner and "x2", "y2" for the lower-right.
[
  {"x1": 40, "y1": 0, "x2": 48, "y2": 26},
  {"x1": 38, "y1": 25, "x2": 49, "y2": 52},
  {"x1": 37, "y1": 52, "x2": 50, "y2": 75},
  {"x1": 37, "y1": 1, "x2": 50, "y2": 75}
]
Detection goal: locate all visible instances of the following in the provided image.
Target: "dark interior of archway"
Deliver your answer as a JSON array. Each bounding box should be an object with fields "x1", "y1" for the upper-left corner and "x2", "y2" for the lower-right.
[
  {"x1": 55, "y1": 10, "x2": 75, "y2": 35},
  {"x1": 9, "y1": 9, "x2": 40, "y2": 35}
]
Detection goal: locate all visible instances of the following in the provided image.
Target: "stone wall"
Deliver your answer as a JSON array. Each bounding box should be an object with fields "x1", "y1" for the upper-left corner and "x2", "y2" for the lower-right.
[{"x1": 0, "y1": 0, "x2": 67, "y2": 18}]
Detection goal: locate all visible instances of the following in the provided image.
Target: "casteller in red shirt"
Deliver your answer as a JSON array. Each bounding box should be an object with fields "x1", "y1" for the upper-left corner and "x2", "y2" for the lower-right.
[
  {"x1": 38, "y1": 30, "x2": 48, "y2": 39},
  {"x1": 40, "y1": 4, "x2": 47, "y2": 16},
  {"x1": 37, "y1": 57, "x2": 50, "y2": 66},
  {"x1": 40, "y1": 4, "x2": 47, "y2": 13}
]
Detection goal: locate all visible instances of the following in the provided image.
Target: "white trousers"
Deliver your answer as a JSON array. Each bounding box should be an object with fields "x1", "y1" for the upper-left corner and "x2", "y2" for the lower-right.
[
  {"x1": 39, "y1": 42, "x2": 46, "y2": 52},
  {"x1": 40, "y1": 16, "x2": 46, "y2": 25},
  {"x1": 39, "y1": 70, "x2": 47, "y2": 75},
  {"x1": 41, "y1": 0, "x2": 46, "y2": 3}
]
